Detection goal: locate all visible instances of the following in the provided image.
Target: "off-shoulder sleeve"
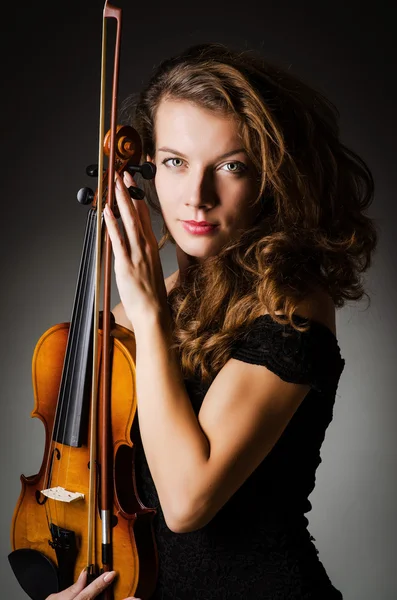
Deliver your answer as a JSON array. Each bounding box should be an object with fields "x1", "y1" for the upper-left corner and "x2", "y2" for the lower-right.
[{"x1": 230, "y1": 314, "x2": 345, "y2": 393}]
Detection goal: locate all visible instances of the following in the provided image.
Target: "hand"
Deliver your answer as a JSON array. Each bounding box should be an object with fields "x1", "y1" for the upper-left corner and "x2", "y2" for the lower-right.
[
  {"x1": 103, "y1": 170, "x2": 169, "y2": 330},
  {"x1": 46, "y1": 569, "x2": 142, "y2": 600}
]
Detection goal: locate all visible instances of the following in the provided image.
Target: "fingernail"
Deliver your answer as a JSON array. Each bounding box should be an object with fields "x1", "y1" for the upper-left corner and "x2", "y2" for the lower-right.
[
  {"x1": 124, "y1": 171, "x2": 134, "y2": 187},
  {"x1": 103, "y1": 570, "x2": 117, "y2": 582},
  {"x1": 79, "y1": 568, "x2": 86, "y2": 579}
]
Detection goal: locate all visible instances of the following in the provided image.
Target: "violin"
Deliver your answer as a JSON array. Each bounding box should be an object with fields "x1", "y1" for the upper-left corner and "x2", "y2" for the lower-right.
[{"x1": 9, "y1": 3, "x2": 158, "y2": 599}]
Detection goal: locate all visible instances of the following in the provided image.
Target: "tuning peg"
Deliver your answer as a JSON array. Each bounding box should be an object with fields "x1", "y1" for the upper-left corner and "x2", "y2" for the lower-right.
[
  {"x1": 128, "y1": 186, "x2": 145, "y2": 200},
  {"x1": 77, "y1": 187, "x2": 95, "y2": 205},
  {"x1": 126, "y1": 161, "x2": 156, "y2": 180},
  {"x1": 86, "y1": 164, "x2": 101, "y2": 177},
  {"x1": 86, "y1": 162, "x2": 156, "y2": 180}
]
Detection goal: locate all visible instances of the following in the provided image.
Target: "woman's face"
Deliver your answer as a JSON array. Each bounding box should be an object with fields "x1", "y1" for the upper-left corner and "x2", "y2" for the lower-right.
[{"x1": 152, "y1": 99, "x2": 261, "y2": 262}]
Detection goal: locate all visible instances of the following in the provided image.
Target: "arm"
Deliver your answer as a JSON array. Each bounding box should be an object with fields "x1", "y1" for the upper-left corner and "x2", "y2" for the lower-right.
[
  {"x1": 132, "y1": 312, "x2": 211, "y2": 532},
  {"x1": 131, "y1": 309, "x2": 314, "y2": 534},
  {"x1": 112, "y1": 302, "x2": 135, "y2": 332}
]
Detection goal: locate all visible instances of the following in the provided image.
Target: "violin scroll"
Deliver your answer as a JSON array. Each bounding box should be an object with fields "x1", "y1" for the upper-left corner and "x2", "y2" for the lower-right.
[
  {"x1": 77, "y1": 124, "x2": 156, "y2": 209},
  {"x1": 103, "y1": 125, "x2": 141, "y2": 163}
]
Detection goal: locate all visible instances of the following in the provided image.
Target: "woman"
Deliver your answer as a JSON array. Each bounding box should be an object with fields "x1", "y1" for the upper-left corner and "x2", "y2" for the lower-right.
[{"x1": 47, "y1": 42, "x2": 377, "y2": 599}]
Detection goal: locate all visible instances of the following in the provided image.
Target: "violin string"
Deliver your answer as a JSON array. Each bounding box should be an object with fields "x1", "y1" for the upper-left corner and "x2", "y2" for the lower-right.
[
  {"x1": 55, "y1": 208, "x2": 95, "y2": 450},
  {"x1": 60, "y1": 208, "x2": 96, "y2": 452},
  {"x1": 51, "y1": 207, "x2": 95, "y2": 453},
  {"x1": 40, "y1": 208, "x2": 96, "y2": 535},
  {"x1": 51, "y1": 168, "x2": 108, "y2": 557},
  {"x1": 60, "y1": 208, "x2": 97, "y2": 528},
  {"x1": 44, "y1": 178, "x2": 114, "y2": 552},
  {"x1": 59, "y1": 189, "x2": 105, "y2": 559},
  {"x1": 52, "y1": 208, "x2": 97, "y2": 532},
  {"x1": 55, "y1": 214, "x2": 92, "y2": 528}
]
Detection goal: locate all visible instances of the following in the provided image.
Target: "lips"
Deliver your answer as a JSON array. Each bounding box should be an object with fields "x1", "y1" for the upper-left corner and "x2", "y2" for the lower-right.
[
  {"x1": 183, "y1": 220, "x2": 217, "y2": 226},
  {"x1": 181, "y1": 221, "x2": 219, "y2": 235}
]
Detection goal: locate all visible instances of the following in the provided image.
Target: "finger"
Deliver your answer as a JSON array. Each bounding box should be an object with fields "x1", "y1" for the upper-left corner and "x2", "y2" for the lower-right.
[
  {"x1": 123, "y1": 171, "x2": 157, "y2": 245},
  {"x1": 47, "y1": 569, "x2": 86, "y2": 600},
  {"x1": 122, "y1": 177, "x2": 163, "y2": 287},
  {"x1": 115, "y1": 171, "x2": 140, "y2": 224},
  {"x1": 103, "y1": 204, "x2": 129, "y2": 263},
  {"x1": 77, "y1": 570, "x2": 117, "y2": 600},
  {"x1": 114, "y1": 173, "x2": 144, "y2": 258},
  {"x1": 123, "y1": 169, "x2": 137, "y2": 189}
]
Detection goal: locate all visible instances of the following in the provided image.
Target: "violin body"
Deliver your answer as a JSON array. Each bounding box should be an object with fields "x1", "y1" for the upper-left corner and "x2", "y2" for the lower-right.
[{"x1": 10, "y1": 322, "x2": 158, "y2": 600}]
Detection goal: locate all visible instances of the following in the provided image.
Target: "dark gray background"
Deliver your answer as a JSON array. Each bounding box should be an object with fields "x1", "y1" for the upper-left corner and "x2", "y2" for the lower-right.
[{"x1": 1, "y1": 1, "x2": 395, "y2": 598}]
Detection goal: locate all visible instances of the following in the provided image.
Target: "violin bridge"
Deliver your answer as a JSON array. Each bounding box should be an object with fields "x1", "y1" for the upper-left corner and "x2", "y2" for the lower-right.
[{"x1": 40, "y1": 486, "x2": 85, "y2": 503}]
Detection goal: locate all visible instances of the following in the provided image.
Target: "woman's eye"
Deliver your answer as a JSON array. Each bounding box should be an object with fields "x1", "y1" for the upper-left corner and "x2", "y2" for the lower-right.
[
  {"x1": 222, "y1": 161, "x2": 247, "y2": 174},
  {"x1": 162, "y1": 157, "x2": 185, "y2": 168}
]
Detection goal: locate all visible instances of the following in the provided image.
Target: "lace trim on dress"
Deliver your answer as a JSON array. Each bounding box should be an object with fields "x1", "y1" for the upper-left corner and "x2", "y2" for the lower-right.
[{"x1": 230, "y1": 313, "x2": 345, "y2": 393}]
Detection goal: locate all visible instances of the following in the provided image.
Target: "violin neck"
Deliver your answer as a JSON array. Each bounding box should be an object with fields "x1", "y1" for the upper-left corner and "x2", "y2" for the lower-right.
[{"x1": 53, "y1": 208, "x2": 103, "y2": 448}]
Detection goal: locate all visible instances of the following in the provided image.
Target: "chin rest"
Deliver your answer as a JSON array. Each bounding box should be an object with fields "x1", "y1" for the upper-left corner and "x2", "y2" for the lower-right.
[{"x1": 8, "y1": 549, "x2": 59, "y2": 600}]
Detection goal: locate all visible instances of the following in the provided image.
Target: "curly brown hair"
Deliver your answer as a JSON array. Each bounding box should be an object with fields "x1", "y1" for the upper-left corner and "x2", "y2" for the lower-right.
[{"x1": 122, "y1": 42, "x2": 378, "y2": 384}]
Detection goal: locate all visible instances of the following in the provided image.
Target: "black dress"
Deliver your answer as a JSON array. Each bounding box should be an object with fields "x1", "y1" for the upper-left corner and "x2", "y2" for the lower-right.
[{"x1": 134, "y1": 314, "x2": 346, "y2": 599}]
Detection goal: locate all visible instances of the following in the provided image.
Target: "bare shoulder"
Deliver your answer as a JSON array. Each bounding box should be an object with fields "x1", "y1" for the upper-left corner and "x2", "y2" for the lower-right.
[
  {"x1": 111, "y1": 269, "x2": 179, "y2": 333},
  {"x1": 266, "y1": 286, "x2": 336, "y2": 336},
  {"x1": 294, "y1": 287, "x2": 336, "y2": 335}
]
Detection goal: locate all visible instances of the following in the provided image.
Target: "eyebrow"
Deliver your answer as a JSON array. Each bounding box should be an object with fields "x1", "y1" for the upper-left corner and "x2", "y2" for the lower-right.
[{"x1": 157, "y1": 147, "x2": 247, "y2": 160}]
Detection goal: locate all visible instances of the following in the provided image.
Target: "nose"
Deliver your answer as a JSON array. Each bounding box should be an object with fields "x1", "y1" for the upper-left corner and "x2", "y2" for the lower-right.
[{"x1": 184, "y1": 168, "x2": 218, "y2": 210}]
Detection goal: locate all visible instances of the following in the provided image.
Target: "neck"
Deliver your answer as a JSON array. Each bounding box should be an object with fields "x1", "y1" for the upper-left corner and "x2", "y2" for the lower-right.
[{"x1": 175, "y1": 245, "x2": 201, "y2": 284}]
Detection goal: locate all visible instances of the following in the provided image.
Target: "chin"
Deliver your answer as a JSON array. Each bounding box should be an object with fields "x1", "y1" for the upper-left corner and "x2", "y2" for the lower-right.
[
  {"x1": 182, "y1": 246, "x2": 216, "y2": 260},
  {"x1": 176, "y1": 239, "x2": 221, "y2": 261}
]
